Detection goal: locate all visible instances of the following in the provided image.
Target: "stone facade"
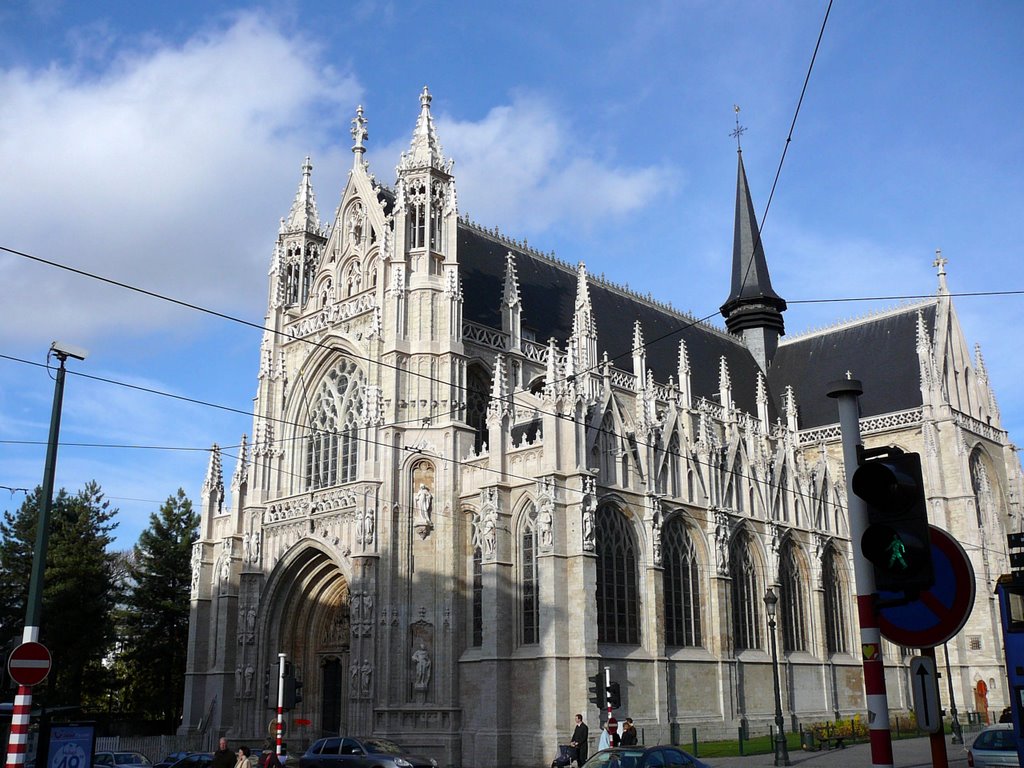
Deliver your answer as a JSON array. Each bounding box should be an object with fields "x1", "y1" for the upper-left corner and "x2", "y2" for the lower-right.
[{"x1": 180, "y1": 90, "x2": 1023, "y2": 768}]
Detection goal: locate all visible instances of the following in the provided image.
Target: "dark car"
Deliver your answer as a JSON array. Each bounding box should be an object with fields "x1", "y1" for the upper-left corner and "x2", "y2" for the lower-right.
[
  {"x1": 94, "y1": 753, "x2": 153, "y2": 768},
  {"x1": 582, "y1": 746, "x2": 711, "y2": 768},
  {"x1": 167, "y1": 753, "x2": 214, "y2": 768},
  {"x1": 155, "y1": 753, "x2": 193, "y2": 768},
  {"x1": 300, "y1": 737, "x2": 436, "y2": 768}
]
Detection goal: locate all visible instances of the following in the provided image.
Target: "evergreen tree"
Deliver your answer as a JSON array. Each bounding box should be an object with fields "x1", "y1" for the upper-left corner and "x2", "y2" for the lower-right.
[
  {"x1": 0, "y1": 483, "x2": 118, "y2": 706},
  {"x1": 121, "y1": 489, "x2": 199, "y2": 725},
  {"x1": 42, "y1": 481, "x2": 119, "y2": 706}
]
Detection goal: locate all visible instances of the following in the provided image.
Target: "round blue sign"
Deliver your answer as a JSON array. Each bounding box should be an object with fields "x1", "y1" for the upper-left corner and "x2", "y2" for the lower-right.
[{"x1": 877, "y1": 526, "x2": 975, "y2": 647}]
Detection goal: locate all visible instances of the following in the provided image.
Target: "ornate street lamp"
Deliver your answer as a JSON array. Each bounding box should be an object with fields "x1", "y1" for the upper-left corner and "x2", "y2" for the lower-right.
[{"x1": 764, "y1": 587, "x2": 791, "y2": 766}]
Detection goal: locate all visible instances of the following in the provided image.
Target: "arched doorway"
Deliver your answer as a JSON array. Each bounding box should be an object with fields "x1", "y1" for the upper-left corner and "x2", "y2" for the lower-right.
[{"x1": 263, "y1": 543, "x2": 352, "y2": 738}]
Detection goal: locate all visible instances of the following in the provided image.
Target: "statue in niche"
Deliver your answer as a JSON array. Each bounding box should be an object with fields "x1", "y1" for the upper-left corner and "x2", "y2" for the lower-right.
[
  {"x1": 538, "y1": 500, "x2": 554, "y2": 550},
  {"x1": 412, "y1": 642, "x2": 431, "y2": 691},
  {"x1": 360, "y1": 661, "x2": 372, "y2": 697},
  {"x1": 350, "y1": 662, "x2": 359, "y2": 695},
  {"x1": 235, "y1": 665, "x2": 244, "y2": 697},
  {"x1": 244, "y1": 664, "x2": 255, "y2": 697},
  {"x1": 415, "y1": 485, "x2": 433, "y2": 526},
  {"x1": 582, "y1": 505, "x2": 595, "y2": 552}
]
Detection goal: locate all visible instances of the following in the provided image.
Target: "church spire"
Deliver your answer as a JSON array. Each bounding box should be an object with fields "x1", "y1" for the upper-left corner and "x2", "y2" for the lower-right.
[
  {"x1": 400, "y1": 86, "x2": 448, "y2": 171},
  {"x1": 283, "y1": 157, "x2": 322, "y2": 234},
  {"x1": 720, "y1": 147, "x2": 786, "y2": 371}
]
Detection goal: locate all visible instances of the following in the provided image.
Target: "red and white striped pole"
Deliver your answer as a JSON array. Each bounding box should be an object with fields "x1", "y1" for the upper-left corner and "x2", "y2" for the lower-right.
[
  {"x1": 276, "y1": 653, "x2": 286, "y2": 757},
  {"x1": 828, "y1": 378, "x2": 894, "y2": 768},
  {"x1": 5, "y1": 686, "x2": 33, "y2": 768}
]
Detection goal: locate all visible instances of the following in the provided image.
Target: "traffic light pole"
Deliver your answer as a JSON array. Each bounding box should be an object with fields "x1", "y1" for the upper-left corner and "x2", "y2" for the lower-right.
[
  {"x1": 827, "y1": 378, "x2": 894, "y2": 768},
  {"x1": 604, "y1": 667, "x2": 612, "y2": 723}
]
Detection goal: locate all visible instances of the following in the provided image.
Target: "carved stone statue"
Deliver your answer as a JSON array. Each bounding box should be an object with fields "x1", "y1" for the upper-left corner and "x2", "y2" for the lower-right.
[
  {"x1": 415, "y1": 484, "x2": 433, "y2": 526},
  {"x1": 412, "y1": 642, "x2": 431, "y2": 691},
  {"x1": 360, "y1": 660, "x2": 372, "y2": 697},
  {"x1": 582, "y1": 505, "x2": 596, "y2": 551},
  {"x1": 244, "y1": 664, "x2": 255, "y2": 697},
  {"x1": 538, "y1": 500, "x2": 554, "y2": 550},
  {"x1": 480, "y1": 507, "x2": 497, "y2": 558}
]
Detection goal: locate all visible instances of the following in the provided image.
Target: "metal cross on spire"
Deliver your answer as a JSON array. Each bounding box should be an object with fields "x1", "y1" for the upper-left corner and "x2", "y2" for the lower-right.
[{"x1": 730, "y1": 104, "x2": 746, "y2": 151}]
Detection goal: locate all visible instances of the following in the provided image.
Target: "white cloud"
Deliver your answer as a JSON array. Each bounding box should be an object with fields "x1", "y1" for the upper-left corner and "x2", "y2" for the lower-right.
[
  {"x1": 374, "y1": 94, "x2": 672, "y2": 235},
  {"x1": 0, "y1": 11, "x2": 360, "y2": 346}
]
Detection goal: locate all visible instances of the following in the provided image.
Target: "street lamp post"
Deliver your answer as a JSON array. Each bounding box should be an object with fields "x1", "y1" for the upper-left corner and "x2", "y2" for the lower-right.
[
  {"x1": 4, "y1": 342, "x2": 86, "y2": 768},
  {"x1": 764, "y1": 588, "x2": 791, "y2": 767},
  {"x1": 943, "y1": 641, "x2": 964, "y2": 744}
]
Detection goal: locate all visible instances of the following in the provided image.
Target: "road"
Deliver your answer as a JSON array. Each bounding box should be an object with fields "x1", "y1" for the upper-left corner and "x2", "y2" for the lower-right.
[{"x1": 702, "y1": 736, "x2": 970, "y2": 768}]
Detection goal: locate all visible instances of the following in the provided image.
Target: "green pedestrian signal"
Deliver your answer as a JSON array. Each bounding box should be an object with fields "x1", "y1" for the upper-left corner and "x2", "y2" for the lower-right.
[{"x1": 854, "y1": 450, "x2": 933, "y2": 596}]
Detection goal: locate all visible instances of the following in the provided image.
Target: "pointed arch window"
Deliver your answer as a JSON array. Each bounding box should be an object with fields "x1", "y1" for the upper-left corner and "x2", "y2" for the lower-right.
[
  {"x1": 970, "y1": 448, "x2": 994, "y2": 528},
  {"x1": 730, "y1": 533, "x2": 761, "y2": 651},
  {"x1": 305, "y1": 359, "x2": 363, "y2": 490},
  {"x1": 596, "y1": 411, "x2": 618, "y2": 485},
  {"x1": 429, "y1": 180, "x2": 445, "y2": 252},
  {"x1": 471, "y1": 545, "x2": 483, "y2": 647},
  {"x1": 408, "y1": 181, "x2": 427, "y2": 249},
  {"x1": 596, "y1": 505, "x2": 640, "y2": 644},
  {"x1": 779, "y1": 542, "x2": 808, "y2": 653},
  {"x1": 822, "y1": 547, "x2": 849, "y2": 655},
  {"x1": 521, "y1": 503, "x2": 539, "y2": 645},
  {"x1": 663, "y1": 518, "x2": 702, "y2": 647},
  {"x1": 466, "y1": 364, "x2": 490, "y2": 452}
]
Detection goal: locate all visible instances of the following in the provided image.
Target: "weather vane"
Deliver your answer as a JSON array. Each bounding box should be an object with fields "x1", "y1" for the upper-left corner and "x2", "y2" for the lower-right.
[{"x1": 730, "y1": 104, "x2": 746, "y2": 151}]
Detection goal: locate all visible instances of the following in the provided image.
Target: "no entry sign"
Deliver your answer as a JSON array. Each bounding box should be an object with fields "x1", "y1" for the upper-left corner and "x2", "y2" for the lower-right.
[
  {"x1": 7, "y1": 641, "x2": 52, "y2": 686},
  {"x1": 877, "y1": 526, "x2": 976, "y2": 647}
]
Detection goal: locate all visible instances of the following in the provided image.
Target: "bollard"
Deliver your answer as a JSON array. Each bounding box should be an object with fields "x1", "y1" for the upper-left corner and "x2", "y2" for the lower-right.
[
  {"x1": 692, "y1": 728, "x2": 698, "y2": 757},
  {"x1": 738, "y1": 727, "x2": 745, "y2": 756}
]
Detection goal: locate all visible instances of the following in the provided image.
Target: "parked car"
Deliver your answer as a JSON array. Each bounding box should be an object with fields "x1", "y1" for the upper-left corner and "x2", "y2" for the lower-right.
[
  {"x1": 167, "y1": 753, "x2": 214, "y2": 768},
  {"x1": 582, "y1": 746, "x2": 711, "y2": 768},
  {"x1": 94, "y1": 753, "x2": 152, "y2": 768},
  {"x1": 154, "y1": 753, "x2": 192, "y2": 768},
  {"x1": 968, "y1": 724, "x2": 1019, "y2": 768},
  {"x1": 299, "y1": 737, "x2": 437, "y2": 768}
]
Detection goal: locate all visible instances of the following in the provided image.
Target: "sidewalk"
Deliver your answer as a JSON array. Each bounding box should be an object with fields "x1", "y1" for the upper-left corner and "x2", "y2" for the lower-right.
[{"x1": 701, "y1": 736, "x2": 969, "y2": 768}]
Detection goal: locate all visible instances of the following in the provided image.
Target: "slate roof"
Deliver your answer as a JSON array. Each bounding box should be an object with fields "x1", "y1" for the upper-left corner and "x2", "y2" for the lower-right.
[
  {"x1": 768, "y1": 302, "x2": 935, "y2": 429},
  {"x1": 457, "y1": 222, "x2": 775, "y2": 420}
]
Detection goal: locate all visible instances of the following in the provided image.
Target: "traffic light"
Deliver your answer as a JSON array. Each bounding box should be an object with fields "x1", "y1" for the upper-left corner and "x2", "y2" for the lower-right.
[
  {"x1": 293, "y1": 677, "x2": 303, "y2": 705},
  {"x1": 853, "y1": 450, "x2": 933, "y2": 596},
  {"x1": 588, "y1": 672, "x2": 605, "y2": 710},
  {"x1": 283, "y1": 675, "x2": 296, "y2": 709},
  {"x1": 606, "y1": 681, "x2": 621, "y2": 710}
]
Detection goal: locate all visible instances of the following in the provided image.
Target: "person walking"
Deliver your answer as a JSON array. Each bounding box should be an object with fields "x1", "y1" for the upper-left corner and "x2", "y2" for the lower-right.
[
  {"x1": 211, "y1": 738, "x2": 234, "y2": 768},
  {"x1": 570, "y1": 713, "x2": 589, "y2": 766},
  {"x1": 597, "y1": 718, "x2": 620, "y2": 751},
  {"x1": 619, "y1": 718, "x2": 638, "y2": 746},
  {"x1": 234, "y1": 747, "x2": 252, "y2": 768}
]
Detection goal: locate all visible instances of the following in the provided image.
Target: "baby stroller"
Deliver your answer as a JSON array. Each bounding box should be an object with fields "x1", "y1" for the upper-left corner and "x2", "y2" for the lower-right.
[{"x1": 551, "y1": 744, "x2": 576, "y2": 768}]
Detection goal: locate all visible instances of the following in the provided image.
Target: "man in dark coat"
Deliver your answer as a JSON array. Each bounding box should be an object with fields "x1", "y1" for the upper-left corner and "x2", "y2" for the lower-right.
[
  {"x1": 211, "y1": 738, "x2": 233, "y2": 768},
  {"x1": 570, "y1": 713, "x2": 589, "y2": 766}
]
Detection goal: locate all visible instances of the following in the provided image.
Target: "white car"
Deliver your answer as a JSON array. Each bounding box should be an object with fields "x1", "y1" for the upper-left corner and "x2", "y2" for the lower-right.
[{"x1": 968, "y1": 723, "x2": 1019, "y2": 768}]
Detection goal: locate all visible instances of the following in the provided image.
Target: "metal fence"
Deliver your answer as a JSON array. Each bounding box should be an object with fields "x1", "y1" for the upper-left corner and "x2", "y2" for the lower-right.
[{"x1": 94, "y1": 733, "x2": 218, "y2": 762}]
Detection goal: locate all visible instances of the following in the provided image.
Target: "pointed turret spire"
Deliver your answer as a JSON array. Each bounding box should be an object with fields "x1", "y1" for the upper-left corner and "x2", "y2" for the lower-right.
[
  {"x1": 502, "y1": 251, "x2": 522, "y2": 351},
  {"x1": 720, "y1": 149, "x2": 786, "y2": 371},
  {"x1": 502, "y1": 251, "x2": 521, "y2": 308},
  {"x1": 202, "y1": 443, "x2": 225, "y2": 516},
  {"x1": 487, "y1": 353, "x2": 511, "y2": 423},
  {"x1": 632, "y1": 321, "x2": 646, "y2": 390},
  {"x1": 283, "y1": 157, "x2": 322, "y2": 234},
  {"x1": 677, "y1": 339, "x2": 692, "y2": 409},
  {"x1": 571, "y1": 262, "x2": 597, "y2": 371},
  {"x1": 400, "y1": 86, "x2": 448, "y2": 171}
]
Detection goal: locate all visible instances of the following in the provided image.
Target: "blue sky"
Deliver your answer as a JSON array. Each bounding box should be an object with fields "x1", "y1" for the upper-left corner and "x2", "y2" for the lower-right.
[{"x1": 1, "y1": 1, "x2": 1021, "y2": 549}]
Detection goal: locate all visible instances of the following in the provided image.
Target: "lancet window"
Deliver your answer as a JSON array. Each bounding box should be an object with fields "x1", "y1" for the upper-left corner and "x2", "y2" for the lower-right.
[
  {"x1": 596, "y1": 504, "x2": 640, "y2": 645},
  {"x1": 520, "y1": 503, "x2": 539, "y2": 645},
  {"x1": 429, "y1": 180, "x2": 445, "y2": 253},
  {"x1": 822, "y1": 547, "x2": 849, "y2": 655},
  {"x1": 730, "y1": 532, "x2": 762, "y2": 652},
  {"x1": 779, "y1": 542, "x2": 808, "y2": 653},
  {"x1": 304, "y1": 359, "x2": 363, "y2": 490},
  {"x1": 466, "y1": 364, "x2": 490, "y2": 452},
  {"x1": 408, "y1": 181, "x2": 427, "y2": 249},
  {"x1": 472, "y1": 545, "x2": 483, "y2": 647},
  {"x1": 663, "y1": 518, "x2": 702, "y2": 647}
]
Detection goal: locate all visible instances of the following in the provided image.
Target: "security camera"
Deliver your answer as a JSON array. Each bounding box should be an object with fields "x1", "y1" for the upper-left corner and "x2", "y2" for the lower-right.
[{"x1": 50, "y1": 341, "x2": 89, "y2": 361}]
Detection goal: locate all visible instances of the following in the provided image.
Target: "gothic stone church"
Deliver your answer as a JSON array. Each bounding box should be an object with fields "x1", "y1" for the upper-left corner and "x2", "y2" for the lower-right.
[{"x1": 181, "y1": 89, "x2": 1023, "y2": 767}]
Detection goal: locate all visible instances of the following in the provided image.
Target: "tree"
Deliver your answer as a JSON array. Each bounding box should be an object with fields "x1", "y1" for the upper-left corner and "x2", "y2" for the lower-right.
[
  {"x1": 0, "y1": 482, "x2": 119, "y2": 707},
  {"x1": 120, "y1": 489, "x2": 199, "y2": 725}
]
